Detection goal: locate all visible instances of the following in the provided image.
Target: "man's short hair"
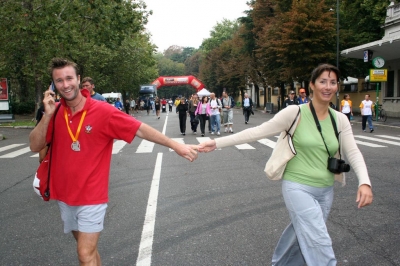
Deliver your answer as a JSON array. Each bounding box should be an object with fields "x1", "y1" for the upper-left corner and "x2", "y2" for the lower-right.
[
  {"x1": 49, "y1": 58, "x2": 79, "y2": 78},
  {"x1": 82, "y1": 77, "x2": 94, "y2": 85}
]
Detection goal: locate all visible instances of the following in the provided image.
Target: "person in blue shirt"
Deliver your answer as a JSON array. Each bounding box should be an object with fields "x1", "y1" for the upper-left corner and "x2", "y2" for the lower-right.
[
  {"x1": 296, "y1": 88, "x2": 310, "y2": 105},
  {"x1": 114, "y1": 98, "x2": 123, "y2": 110},
  {"x1": 81, "y1": 77, "x2": 106, "y2": 101}
]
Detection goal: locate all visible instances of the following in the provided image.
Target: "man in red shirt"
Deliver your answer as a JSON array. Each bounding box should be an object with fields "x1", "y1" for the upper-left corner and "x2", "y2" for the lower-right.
[
  {"x1": 29, "y1": 58, "x2": 198, "y2": 265},
  {"x1": 161, "y1": 97, "x2": 167, "y2": 113}
]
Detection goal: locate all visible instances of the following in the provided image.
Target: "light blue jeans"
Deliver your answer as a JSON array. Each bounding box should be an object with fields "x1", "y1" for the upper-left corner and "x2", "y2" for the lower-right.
[
  {"x1": 272, "y1": 180, "x2": 336, "y2": 266},
  {"x1": 210, "y1": 114, "x2": 221, "y2": 133}
]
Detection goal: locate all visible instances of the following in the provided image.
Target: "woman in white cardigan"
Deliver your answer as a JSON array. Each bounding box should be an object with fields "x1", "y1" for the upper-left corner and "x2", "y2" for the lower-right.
[{"x1": 198, "y1": 64, "x2": 373, "y2": 266}]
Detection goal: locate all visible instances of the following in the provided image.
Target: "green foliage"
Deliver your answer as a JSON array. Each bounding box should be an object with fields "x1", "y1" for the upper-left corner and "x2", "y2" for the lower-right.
[
  {"x1": 164, "y1": 46, "x2": 197, "y2": 63},
  {"x1": 155, "y1": 54, "x2": 185, "y2": 76},
  {"x1": 267, "y1": 0, "x2": 336, "y2": 82},
  {"x1": 154, "y1": 52, "x2": 193, "y2": 97},
  {"x1": 0, "y1": 0, "x2": 156, "y2": 110},
  {"x1": 10, "y1": 100, "x2": 36, "y2": 115},
  {"x1": 200, "y1": 19, "x2": 240, "y2": 54}
]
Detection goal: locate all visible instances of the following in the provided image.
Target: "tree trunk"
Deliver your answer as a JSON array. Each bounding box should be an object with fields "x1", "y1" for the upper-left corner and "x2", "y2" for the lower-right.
[{"x1": 254, "y1": 84, "x2": 260, "y2": 108}]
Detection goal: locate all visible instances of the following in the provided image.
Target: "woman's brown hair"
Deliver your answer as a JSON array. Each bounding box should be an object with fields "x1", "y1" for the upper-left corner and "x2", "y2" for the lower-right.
[{"x1": 310, "y1": 64, "x2": 340, "y2": 84}]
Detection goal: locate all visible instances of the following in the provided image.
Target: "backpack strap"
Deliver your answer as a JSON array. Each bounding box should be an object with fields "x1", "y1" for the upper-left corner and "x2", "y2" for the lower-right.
[
  {"x1": 45, "y1": 103, "x2": 62, "y2": 198},
  {"x1": 285, "y1": 106, "x2": 301, "y2": 137}
]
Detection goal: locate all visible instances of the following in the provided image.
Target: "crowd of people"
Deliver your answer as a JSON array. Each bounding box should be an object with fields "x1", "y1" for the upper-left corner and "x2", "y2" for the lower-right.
[
  {"x1": 172, "y1": 91, "x2": 251, "y2": 136},
  {"x1": 282, "y1": 88, "x2": 375, "y2": 132}
]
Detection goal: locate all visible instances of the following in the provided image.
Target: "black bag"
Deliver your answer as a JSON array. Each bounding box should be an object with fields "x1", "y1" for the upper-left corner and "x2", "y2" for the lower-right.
[{"x1": 194, "y1": 114, "x2": 200, "y2": 123}]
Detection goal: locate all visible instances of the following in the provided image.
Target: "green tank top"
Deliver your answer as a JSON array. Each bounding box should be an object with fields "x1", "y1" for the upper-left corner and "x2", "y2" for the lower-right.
[{"x1": 283, "y1": 105, "x2": 339, "y2": 187}]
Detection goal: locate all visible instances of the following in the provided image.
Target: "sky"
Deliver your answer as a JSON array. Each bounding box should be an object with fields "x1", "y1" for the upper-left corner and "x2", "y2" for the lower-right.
[{"x1": 143, "y1": 0, "x2": 249, "y2": 53}]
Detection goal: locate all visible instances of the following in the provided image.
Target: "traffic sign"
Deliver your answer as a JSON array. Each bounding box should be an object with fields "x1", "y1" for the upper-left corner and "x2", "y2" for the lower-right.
[{"x1": 369, "y1": 69, "x2": 387, "y2": 82}]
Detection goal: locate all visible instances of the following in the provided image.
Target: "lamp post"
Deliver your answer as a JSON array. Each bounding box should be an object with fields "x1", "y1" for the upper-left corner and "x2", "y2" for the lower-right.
[{"x1": 336, "y1": 0, "x2": 340, "y2": 110}]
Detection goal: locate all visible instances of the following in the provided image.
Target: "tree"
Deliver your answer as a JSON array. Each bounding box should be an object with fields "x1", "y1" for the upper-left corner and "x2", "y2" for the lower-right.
[
  {"x1": 185, "y1": 51, "x2": 201, "y2": 77},
  {"x1": 164, "y1": 46, "x2": 196, "y2": 64},
  {"x1": 338, "y1": 0, "x2": 388, "y2": 78},
  {"x1": 200, "y1": 19, "x2": 240, "y2": 54},
  {"x1": 154, "y1": 53, "x2": 192, "y2": 98},
  {"x1": 0, "y1": 0, "x2": 154, "y2": 112},
  {"x1": 198, "y1": 19, "x2": 242, "y2": 95},
  {"x1": 258, "y1": 0, "x2": 336, "y2": 84}
]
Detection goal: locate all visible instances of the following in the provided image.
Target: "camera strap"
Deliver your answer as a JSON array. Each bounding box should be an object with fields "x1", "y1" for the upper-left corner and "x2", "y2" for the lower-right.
[{"x1": 309, "y1": 101, "x2": 342, "y2": 159}]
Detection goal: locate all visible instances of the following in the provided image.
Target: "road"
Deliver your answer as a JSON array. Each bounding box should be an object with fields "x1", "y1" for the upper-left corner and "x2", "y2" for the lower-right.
[{"x1": 1, "y1": 108, "x2": 400, "y2": 266}]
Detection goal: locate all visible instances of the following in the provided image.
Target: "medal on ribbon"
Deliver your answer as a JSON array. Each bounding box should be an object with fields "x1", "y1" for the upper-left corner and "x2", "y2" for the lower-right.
[{"x1": 64, "y1": 109, "x2": 87, "y2": 152}]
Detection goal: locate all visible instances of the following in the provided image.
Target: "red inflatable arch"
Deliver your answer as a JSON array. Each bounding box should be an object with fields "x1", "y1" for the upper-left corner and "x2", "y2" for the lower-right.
[{"x1": 151, "y1": 76, "x2": 205, "y2": 92}]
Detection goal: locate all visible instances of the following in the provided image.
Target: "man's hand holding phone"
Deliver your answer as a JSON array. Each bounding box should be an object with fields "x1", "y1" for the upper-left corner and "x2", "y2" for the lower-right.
[{"x1": 43, "y1": 83, "x2": 57, "y2": 117}]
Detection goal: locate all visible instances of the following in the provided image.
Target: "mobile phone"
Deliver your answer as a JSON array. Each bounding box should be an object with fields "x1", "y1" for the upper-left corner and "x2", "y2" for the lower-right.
[{"x1": 51, "y1": 82, "x2": 55, "y2": 92}]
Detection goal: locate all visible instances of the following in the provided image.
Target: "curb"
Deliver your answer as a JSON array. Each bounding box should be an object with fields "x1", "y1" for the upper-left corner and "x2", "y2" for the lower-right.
[
  {"x1": 0, "y1": 126, "x2": 35, "y2": 129},
  {"x1": 351, "y1": 121, "x2": 400, "y2": 129},
  {"x1": 14, "y1": 126, "x2": 35, "y2": 129}
]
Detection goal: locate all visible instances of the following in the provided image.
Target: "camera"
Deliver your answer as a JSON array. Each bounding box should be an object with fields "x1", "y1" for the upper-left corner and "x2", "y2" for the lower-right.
[{"x1": 327, "y1": 157, "x2": 350, "y2": 174}]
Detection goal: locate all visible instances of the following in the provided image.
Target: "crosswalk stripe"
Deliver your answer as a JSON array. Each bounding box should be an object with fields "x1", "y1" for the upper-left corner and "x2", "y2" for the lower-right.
[
  {"x1": 375, "y1": 135, "x2": 400, "y2": 141},
  {"x1": 169, "y1": 138, "x2": 184, "y2": 152},
  {"x1": 171, "y1": 138, "x2": 184, "y2": 144},
  {"x1": 257, "y1": 138, "x2": 276, "y2": 148},
  {"x1": 31, "y1": 154, "x2": 39, "y2": 157},
  {"x1": 112, "y1": 140, "x2": 128, "y2": 154},
  {"x1": 0, "y1": 144, "x2": 25, "y2": 152},
  {"x1": 196, "y1": 137, "x2": 211, "y2": 142},
  {"x1": 354, "y1": 135, "x2": 400, "y2": 146},
  {"x1": 355, "y1": 140, "x2": 386, "y2": 148},
  {"x1": 0, "y1": 147, "x2": 33, "y2": 158},
  {"x1": 136, "y1": 140, "x2": 155, "y2": 153},
  {"x1": 235, "y1": 144, "x2": 256, "y2": 149}
]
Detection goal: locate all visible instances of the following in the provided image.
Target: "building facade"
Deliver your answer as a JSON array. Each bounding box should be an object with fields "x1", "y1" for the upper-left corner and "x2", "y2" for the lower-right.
[{"x1": 341, "y1": 0, "x2": 400, "y2": 117}]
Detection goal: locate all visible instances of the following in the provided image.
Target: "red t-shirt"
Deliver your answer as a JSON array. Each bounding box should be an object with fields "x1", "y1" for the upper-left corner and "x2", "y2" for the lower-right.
[{"x1": 46, "y1": 90, "x2": 142, "y2": 205}]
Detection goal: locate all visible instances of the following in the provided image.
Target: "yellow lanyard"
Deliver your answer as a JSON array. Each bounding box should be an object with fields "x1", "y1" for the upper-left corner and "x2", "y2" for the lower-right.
[{"x1": 64, "y1": 109, "x2": 87, "y2": 143}]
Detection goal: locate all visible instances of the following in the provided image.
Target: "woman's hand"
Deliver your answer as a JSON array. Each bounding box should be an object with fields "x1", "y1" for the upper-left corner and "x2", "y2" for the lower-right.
[
  {"x1": 356, "y1": 184, "x2": 373, "y2": 208},
  {"x1": 198, "y1": 140, "x2": 217, "y2": 153}
]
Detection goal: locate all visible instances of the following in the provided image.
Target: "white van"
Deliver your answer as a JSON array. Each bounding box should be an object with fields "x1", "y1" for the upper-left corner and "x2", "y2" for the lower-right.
[{"x1": 102, "y1": 92, "x2": 122, "y2": 106}]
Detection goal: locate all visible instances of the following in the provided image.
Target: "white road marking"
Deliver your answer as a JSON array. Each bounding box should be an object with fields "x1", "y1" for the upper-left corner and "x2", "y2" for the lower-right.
[
  {"x1": 162, "y1": 115, "x2": 168, "y2": 135},
  {"x1": 169, "y1": 138, "x2": 184, "y2": 152},
  {"x1": 0, "y1": 147, "x2": 32, "y2": 158},
  {"x1": 136, "y1": 152, "x2": 163, "y2": 266},
  {"x1": 112, "y1": 140, "x2": 127, "y2": 154},
  {"x1": 31, "y1": 154, "x2": 39, "y2": 157},
  {"x1": 354, "y1": 135, "x2": 400, "y2": 146},
  {"x1": 235, "y1": 144, "x2": 255, "y2": 149},
  {"x1": 136, "y1": 140, "x2": 155, "y2": 153},
  {"x1": 257, "y1": 138, "x2": 277, "y2": 148},
  {"x1": 0, "y1": 144, "x2": 25, "y2": 152},
  {"x1": 355, "y1": 140, "x2": 386, "y2": 148},
  {"x1": 375, "y1": 135, "x2": 400, "y2": 141},
  {"x1": 196, "y1": 137, "x2": 212, "y2": 142}
]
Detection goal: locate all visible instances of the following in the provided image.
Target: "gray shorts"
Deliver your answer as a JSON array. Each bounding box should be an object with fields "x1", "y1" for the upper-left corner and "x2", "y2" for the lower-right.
[
  {"x1": 223, "y1": 109, "x2": 233, "y2": 125},
  {"x1": 57, "y1": 201, "x2": 107, "y2": 234}
]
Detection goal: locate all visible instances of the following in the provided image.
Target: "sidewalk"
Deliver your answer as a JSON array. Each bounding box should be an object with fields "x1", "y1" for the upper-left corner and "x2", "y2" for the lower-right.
[
  {"x1": 258, "y1": 108, "x2": 400, "y2": 129},
  {"x1": 347, "y1": 114, "x2": 400, "y2": 129}
]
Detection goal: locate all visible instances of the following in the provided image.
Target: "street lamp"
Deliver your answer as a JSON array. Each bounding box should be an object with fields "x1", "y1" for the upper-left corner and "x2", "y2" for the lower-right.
[{"x1": 335, "y1": 0, "x2": 340, "y2": 110}]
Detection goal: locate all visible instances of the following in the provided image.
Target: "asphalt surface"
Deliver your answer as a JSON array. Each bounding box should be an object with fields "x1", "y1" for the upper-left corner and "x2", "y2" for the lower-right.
[{"x1": 1, "y1": 108, "x2": 400, "y2": 266}]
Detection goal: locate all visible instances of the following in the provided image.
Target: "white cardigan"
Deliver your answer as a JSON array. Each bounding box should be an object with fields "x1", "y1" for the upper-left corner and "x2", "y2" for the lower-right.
[{"x1": 215, "y1": 105, "x2": 371, "y2": 187}]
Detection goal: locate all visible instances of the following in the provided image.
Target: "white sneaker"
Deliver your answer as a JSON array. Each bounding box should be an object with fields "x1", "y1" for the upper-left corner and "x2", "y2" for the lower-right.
[
  {"x1": 217, "y1": 131, "x2": 220, "y2": 136},
  {"x1": 211, "y1": 132, "x2": 215, "y2": 135},
  {"x1": 224, "y1": 128, "x2": 228, "y2": 133},
  {"x1": 229, "y1": 128, "x2": 233, "y2": 133}
]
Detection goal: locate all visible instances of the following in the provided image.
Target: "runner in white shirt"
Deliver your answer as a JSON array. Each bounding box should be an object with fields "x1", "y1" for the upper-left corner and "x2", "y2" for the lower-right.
[{"x1": 359, "y1": 94, "x2": 374, "y2": 133}]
